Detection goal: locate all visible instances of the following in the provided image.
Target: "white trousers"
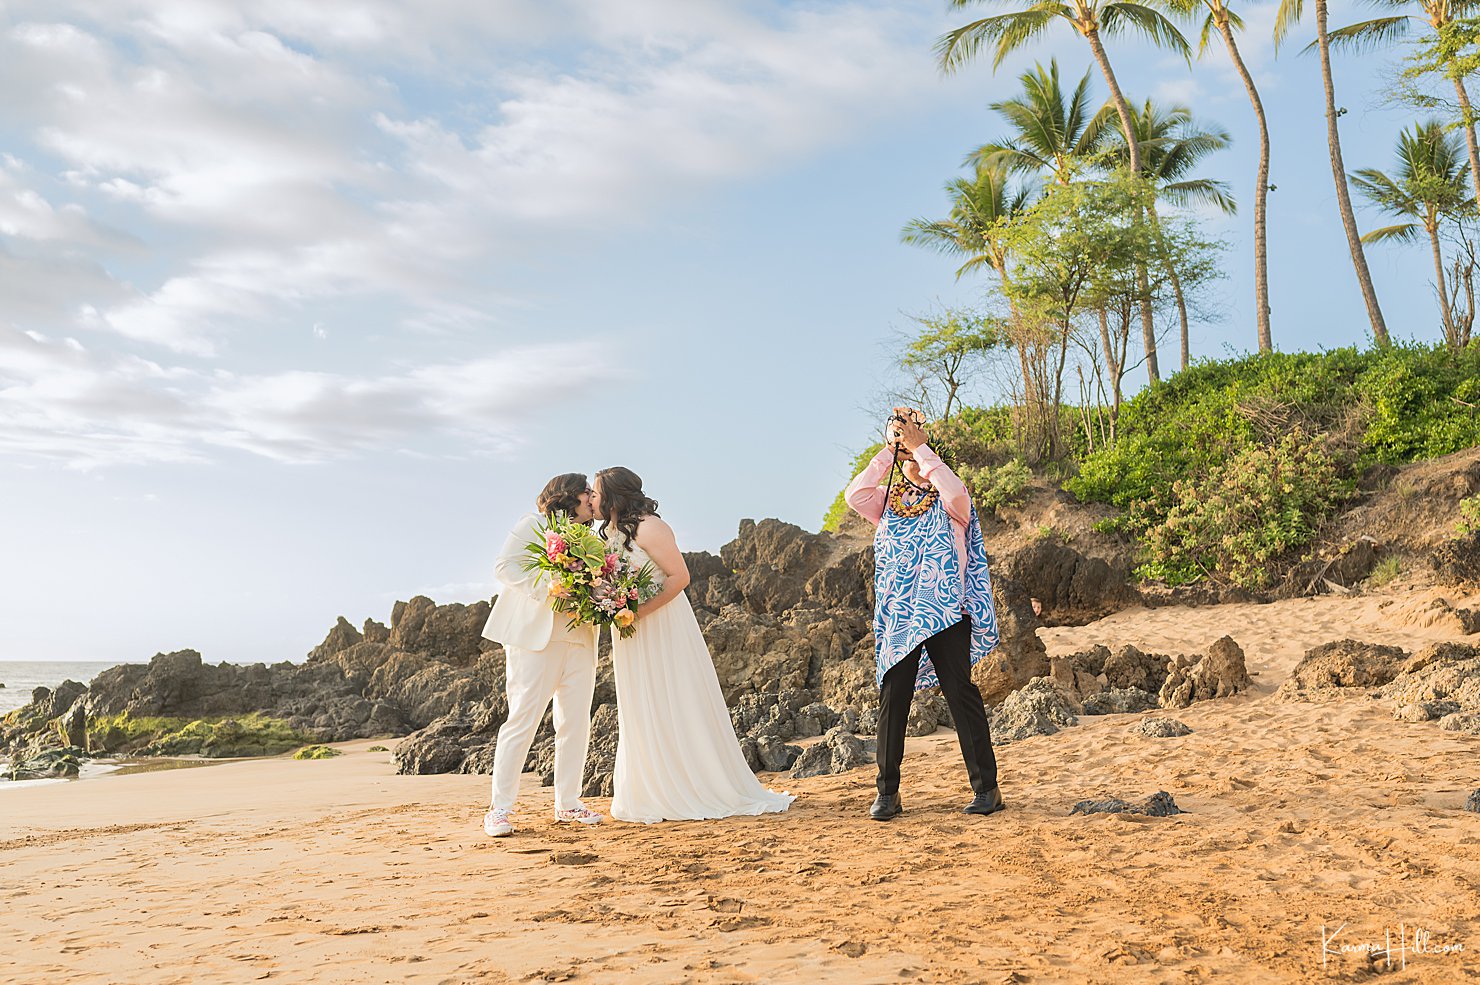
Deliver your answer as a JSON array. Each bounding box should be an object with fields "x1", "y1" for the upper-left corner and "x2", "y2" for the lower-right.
[{"x1": 489, "y1": 640, "x2": 597, "y2": 812}]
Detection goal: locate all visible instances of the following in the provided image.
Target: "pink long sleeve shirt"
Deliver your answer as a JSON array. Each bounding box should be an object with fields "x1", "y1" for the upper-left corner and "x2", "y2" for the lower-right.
[{"x1": 844, "y1": 443, "x2": 973, "y2": 591}]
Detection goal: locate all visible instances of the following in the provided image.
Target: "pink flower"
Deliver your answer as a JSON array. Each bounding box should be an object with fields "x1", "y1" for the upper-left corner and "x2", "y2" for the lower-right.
[
  {"x1": 545, "y1": 533, "x2": 567, "y2": 558},
  {"x1": 628, "y1": 588, "x2": 640, "y2": 601},
  {"x1": 602, "y1": 553, "x2": 619, "y2": 575}
]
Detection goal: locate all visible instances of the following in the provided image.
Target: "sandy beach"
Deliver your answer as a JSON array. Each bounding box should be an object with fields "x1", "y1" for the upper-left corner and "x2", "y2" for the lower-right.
[{"x1": 5, "y1": 588, "x2": 1479, "y2": 984}]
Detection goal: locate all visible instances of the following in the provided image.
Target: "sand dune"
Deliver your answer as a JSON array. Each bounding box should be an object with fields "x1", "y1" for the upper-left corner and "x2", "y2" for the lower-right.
[{"x1": 4, "y1": 588, "x2": 1479, "y2": 984}]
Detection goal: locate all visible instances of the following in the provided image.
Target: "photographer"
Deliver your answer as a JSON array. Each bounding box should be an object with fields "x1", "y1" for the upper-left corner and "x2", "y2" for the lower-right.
[{"x1": 844, "y1": 407, "x2": 1004, "y2": 821}]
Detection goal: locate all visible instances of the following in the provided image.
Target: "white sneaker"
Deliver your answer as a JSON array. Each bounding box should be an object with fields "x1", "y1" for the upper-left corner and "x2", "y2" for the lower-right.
[
  {"x1": 484, "y1": 807, "x2": 514, "y2": 837},
  {"x1": 555, "y1": 803, "x2": 603, "y2": 825}
]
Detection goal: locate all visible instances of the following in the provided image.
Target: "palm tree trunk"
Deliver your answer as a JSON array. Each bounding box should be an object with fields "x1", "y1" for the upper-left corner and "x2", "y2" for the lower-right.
[
  {"x1": 1316, "y1": 0, "x2": 1390, "y2": 346},
  {"x1": 1084, "y1": 28, "x2": 1141, "y2": 173},
  {"x1": 1428, "y1": 219, "x2": 1455, "y2": 338},
  {"x1": 1451, "y1": 75, "x2": 1480, "y2": 209},
  {"x1": 1217, "y1": 17, "x2": 1272, "y2": 353}
]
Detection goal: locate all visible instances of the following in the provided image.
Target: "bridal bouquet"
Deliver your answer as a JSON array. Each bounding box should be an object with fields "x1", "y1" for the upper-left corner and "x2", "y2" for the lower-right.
[{"x1": 522, "y1": 513, "x2": 659, "y2": 638}]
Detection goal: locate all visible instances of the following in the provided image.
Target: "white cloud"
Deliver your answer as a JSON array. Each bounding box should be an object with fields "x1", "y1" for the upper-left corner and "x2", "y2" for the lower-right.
[
  {"x1": 0, "y1": 326, "x2": 622, "y2": 467},
  {"x1": 0, "y1": 1, "x2": 941, "y2": 357}
]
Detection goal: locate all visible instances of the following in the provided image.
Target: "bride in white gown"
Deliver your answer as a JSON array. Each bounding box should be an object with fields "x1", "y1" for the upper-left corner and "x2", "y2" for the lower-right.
[{"x1": 591, "y1": 466, "x2": 795, "y2": 824}]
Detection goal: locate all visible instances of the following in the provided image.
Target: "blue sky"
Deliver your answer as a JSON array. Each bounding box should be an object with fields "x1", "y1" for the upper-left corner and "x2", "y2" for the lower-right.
[{"x1": 0, "y1": 0, "x2": 1456, "y2": 664}]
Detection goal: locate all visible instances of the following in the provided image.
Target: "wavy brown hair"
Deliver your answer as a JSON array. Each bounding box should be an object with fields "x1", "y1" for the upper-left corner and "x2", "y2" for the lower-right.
[
  {"x1": 594, "y1": 466, "x2": 659, "y2": 549},
  {"x1": 536, "y1": 472, "x2": 590, "y2": 519}
]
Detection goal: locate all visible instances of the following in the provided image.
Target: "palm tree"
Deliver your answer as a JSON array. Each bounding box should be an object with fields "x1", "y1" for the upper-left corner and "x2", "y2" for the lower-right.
[
  {"x1": 968, "y1": 59, "x2": 1117, "y2": 185},
  {"x1": 1163, "y1": 0, "x2": 1274, "y2": 352},
  {"x1": 938, "y1": 0, "x2": 1191, "y2": 381},
  {"x1": 937, "y1": 0, "x2": 1190, "y2": 181},
  {"x1": 1329, "y1": 1, "x2": 1480, "y2": 212},
  {"x1": 1351, "y1": 119, "x2": 1475, "y2": 344},
  {"x1": 1276, "y1": 0, "x2": 1392, "y2": 346},
  {"x1": 1107, "y1": 99, "x2": 1236, "y2": 369},
  {"x1": 902, "y1": 164, "x2": 1041, "y2": 407}
]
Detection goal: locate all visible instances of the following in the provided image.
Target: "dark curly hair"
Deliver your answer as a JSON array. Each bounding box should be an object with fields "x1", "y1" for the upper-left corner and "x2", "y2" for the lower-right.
[
  {"x1": 536, "y1": 472, "x2": 590, "y2": 519},
  {"x1": 594, "y1": 466, "x2": 659, "y2": 549}
]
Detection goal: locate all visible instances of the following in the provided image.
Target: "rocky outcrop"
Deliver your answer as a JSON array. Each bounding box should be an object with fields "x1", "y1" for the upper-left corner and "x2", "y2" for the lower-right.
[
  {"x1": 1438, "y1": 711, "x2": 1480, "y2": 734},
  {"x1": 2, "y1": 594, "x2": 503, "y2": 774},
  {"x1": 971, "y1": 575, "x2": 1051, "y2": 706},
  {"x1": 990, "y1": 677, "x2": 1080, "y2": 744},
  {"x1": 789, "y1": 727, "x2": 875, "y2": 778},
  {"x1": 1037, "y1": 637, "x2": 1253, "y2": 717},
  {"x1": 1379, "y1": 641, "x2": 1480, "y2": 714},
  {"x1": 997, "y1": 540, "x2": 1139, "y2": 626},
  {"x1": 1158, "y1": 637, "x2": 1252, "y2": 709},
  {"x1": 1278, "y1": 640, "x2": 1410, "y2": 700}
]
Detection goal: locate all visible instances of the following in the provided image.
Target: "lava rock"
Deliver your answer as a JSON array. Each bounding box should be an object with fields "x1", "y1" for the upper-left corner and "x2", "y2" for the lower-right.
[
  {"x1": 1131, "y1": 717, "x2": 1192, "y2": 738},
  {"x1": 1070, "y1": 790, "x2": 1182, "y2": 817},
  {"x1": 1159, "y1": 637, "x2": 1251, "y2": 709},
  {"x1": 990, "y1": 677, "x2": 1080, "y2": 744},
  {"x1": 1082, "y1": 687, "x2": 1158, "y2": 716}
]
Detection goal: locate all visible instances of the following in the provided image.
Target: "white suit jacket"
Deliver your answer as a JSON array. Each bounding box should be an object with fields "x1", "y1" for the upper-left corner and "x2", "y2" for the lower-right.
[{"x1": 482, "y1": 512, "x2": 599, "y2": 652}]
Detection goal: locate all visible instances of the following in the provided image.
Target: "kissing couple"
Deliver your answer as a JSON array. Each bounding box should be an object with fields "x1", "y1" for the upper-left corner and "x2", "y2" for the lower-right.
[{"x1": 479, "y1": 466, "x2": 796, "y2": 834}]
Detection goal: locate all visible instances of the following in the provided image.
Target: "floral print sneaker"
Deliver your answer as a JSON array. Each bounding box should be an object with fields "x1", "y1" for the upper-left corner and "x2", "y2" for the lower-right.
[
  {"x1": 554, "y1": 804, "x2": 603, "y2": 825},
  {"x1": 484, "y1": 808, "x2": 514, "y2": 837}
]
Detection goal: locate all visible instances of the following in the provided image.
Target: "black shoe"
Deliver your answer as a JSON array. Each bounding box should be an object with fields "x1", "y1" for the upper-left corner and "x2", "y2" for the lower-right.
[
  {"x1": 963, "y1": 787, "x2": 1005, "y2": 816},
  {"x1": 870, "y1": 792, "x2": 903, "y2": 821}
]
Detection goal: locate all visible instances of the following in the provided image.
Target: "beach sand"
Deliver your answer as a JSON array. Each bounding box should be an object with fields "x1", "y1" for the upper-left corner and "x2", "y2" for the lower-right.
[{"x1": 4, "y1": 588, "x2": 1479, "y2": 984}]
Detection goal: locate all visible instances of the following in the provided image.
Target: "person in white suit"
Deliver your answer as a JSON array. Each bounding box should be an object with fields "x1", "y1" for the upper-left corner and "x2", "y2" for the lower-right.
[{"x1": 482, "y1": 473, "x2": 603, "y2": 837}]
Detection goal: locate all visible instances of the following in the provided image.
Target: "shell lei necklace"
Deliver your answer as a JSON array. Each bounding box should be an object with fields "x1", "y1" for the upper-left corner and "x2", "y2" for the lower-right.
[{"x1": 887, "y1": 474, "x2": 937, "y2": 519}]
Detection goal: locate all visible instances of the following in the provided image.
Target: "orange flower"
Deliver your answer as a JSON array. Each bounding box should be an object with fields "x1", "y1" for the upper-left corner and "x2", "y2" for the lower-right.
[{"x1": 613, "y1": 609, "x2": 636, "y2": 629}]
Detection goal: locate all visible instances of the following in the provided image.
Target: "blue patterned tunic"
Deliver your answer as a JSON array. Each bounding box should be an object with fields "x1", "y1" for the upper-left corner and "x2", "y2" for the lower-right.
[{"x1": 873, "y1": 490, "x2": 1000, "y2": 691}]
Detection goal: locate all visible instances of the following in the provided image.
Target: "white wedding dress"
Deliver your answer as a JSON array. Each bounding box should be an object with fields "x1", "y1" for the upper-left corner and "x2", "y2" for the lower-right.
[{"x1": 609, "y1": 538, "x2": 796, "y2": 823}]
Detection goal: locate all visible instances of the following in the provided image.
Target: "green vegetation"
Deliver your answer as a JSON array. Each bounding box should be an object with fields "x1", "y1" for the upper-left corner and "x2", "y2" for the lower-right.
[
  {"x1": 1461, "y1": 493, "x2": 1480, "y2": 533},
  {"x1": 367, "y1": 744, "x2": 389, "y2": 752},
  {"x1": 1368, "y1": 556, "x2": 1405, "y2": 587},
  {"x1": 293, "y1": 744, "x2": 341, "y2": 760},
  {"x1": 87, "y1": 711, "x2": 310, "y2": 758},
  {"x1": 1126, "y1": 431, "x2": 1350, "y2": 588},
  {"x1": 957, "y1": 459, "x2": 1032, "y2": 514},
  {"x1": 829, "y1": 343, "x2": 1480, "y2": 586},
  {"x1": 1068, "y1": 344, "x2": 1480, "y2": 513}
]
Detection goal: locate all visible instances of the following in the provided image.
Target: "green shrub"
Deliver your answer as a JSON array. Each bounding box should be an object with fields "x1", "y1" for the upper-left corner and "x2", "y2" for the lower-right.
[
  {"x1": 1129, "y1": 431, "x2": 1353, "y2": 589},
  {"x1": 1355, "y1": 343, "x2": 1480, "y2": 462},
  {"x1": 958, "y1": 459, "x2": 1032, "y2": 514},
  {"x1": 293, "y1": 744, "x2": 341, "y2": 760},
  {"x1": 1460, "y1": 494, "x2": 1480, "y2": 534},
  {"x1": 1066, "y1": 343, "x2": 1480, "y2": 509}
]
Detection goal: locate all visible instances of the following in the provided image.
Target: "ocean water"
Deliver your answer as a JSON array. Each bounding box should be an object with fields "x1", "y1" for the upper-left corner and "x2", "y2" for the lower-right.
[{"x1": 0, "y1": 661, "x2": 119, "y2": 716}]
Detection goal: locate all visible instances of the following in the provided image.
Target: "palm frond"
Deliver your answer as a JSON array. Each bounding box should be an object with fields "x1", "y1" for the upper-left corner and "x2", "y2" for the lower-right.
[
  {"x1": 1161, "y1": 178, "x2": 1238, "y2": 213},
  {"x1": 1360, "y1": 223, "x2": 1421, "y2": 244},
  {"x1": 1100, "y1": 3, "x2": 1193, "y2": 59},
  {"x1": 1326, "y1": 16, "x2": 1416, "y2": 52},
  {"x1": 936, "y1": 7, "x2": 1069, "y2": 73},
  {"x1": 1197, "y1": 12, "x2": 1216, "y2": 56},
  {"x1": 1273, "y1": 0, "x2": 1305, "y2": 52}
]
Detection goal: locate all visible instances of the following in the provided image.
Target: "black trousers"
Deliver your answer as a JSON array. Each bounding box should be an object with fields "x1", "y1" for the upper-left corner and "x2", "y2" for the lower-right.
[{"x1": 875, "y1": 615, "x2": 998, "y2": 797}]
